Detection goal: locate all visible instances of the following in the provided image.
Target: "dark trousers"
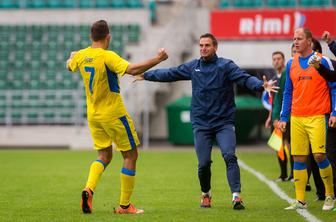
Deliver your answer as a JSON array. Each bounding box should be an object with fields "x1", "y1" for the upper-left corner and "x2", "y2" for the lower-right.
[
  {"x1": 193, "y1": 124, "x2": 241, "y2": 194},
  {"x1": 327, "y1": 127, "x2": 336, "y2": 194}
]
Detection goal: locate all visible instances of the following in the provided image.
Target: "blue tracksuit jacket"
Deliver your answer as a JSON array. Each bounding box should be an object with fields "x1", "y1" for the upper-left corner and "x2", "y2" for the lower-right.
[{"x1": 144, "y1": 54, "x2": 264, "y2": 128}]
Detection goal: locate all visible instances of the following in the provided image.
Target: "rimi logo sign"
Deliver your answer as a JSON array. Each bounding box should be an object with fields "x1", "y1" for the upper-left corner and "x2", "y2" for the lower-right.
[
  {"x1": 211, "y1": 9, "x2": 335, "y2": 40},
  {"x1": 239, "y1": 12, "x2": 305, "y2": 35}
]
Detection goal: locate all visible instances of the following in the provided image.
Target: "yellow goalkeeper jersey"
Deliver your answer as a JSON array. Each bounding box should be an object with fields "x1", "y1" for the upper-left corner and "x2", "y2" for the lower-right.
[{"x1": 68, "y1": 47, "x2": 129, "y2": 122}]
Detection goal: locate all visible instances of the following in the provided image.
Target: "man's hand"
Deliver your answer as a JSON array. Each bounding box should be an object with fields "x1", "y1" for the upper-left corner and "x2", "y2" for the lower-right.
[
  {"x1": 273, "y1": 119, "x2": 279, "y2": 129},
  {"x1": 157, "y1": 48, "x2": 168, "y2": 62},
  {"x1": 329, "y1": 116, "x2": 336, "y2": 128},
  {"x1": 132, "y1": 73, "x2": 145, "y2": 83},
  {"x1": 322, "y1": 31, "x2": 332, "y2": 45},
  {"x1": 262, "y1": 75, "x2": 279, "y2": 94},
  {"x1": 308, "y1": 52, "x2": 321, "y2": 69},
  {"x1": 69, "y1": 51, "x2": 77, "y2": 60},
  {"x1": 66, "y1": 51, "x2": 77, "y2": 70},
  {"x1": 278, "y1": 121, "x2": 287, "y2": 133}
]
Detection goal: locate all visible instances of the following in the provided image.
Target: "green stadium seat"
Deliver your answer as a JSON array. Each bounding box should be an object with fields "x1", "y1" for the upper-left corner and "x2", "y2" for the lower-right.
[
  {"x1": 312, "y1": 0, "x2": 329, "y2": 6},
  {"x1": 12, "y1": 80, "x2": 25, "y2": 89},
  {"x1": 96, "y1": 0, "x2": 111, "y2": 7},
  {"x1": 60, "y1": 112, "x2": 73, "y2": 118},
  {"x1": 12, "y1": 71, "x2": 24, "y2": 81},
  {"x1": 0, "y1": 80, "x2": 7, "y2": 89},
  {"x1": 14, "y1": 60, "x2": 24, "y2": 70},
  {"x1": 0, "y1": 71, "x2": 6, "y2": 79},
  {"x1": 127, "y1": 0, "x2": 143, "y2": 8},
  {"x1": 79, "y1": 0, "x2": 95, "y2": 8},
  {"x1": 111, "y1": 0, "x2": 126, "y2": 7},
  {"x1": 14, "y1": 51, "x2": 25, "y2": 61},
  {"x1": 45, "y1": 80, "x2": 57, "y2": 89},
  {"x1": 43, "y1": 112, "x2": 55, "y2": 119},
  {"x1": 288, "y1": 0, "x2": 296, "y2": 7},
  {"x1": 0, "y1": 0, "x2": 19, "y2": 8},
  {"x1": 0, "y1": 60, "x2": 8, "y2": 71},
  {"x1": 267, "y1": 0, "x2": 277, "y2": 7},
  {"x1": 63, "y1": 0, "x2": 77, "y2": 8},
  {"x1": 29, "y1": 71, "x2": 40, "y2": 81},
  {"x1": 11, "y1": 99, "x2": 23, "y2": 109},
  {"x1": 28, "y1": 94, "x2": 40, "y2": 101},
  {"x1": 0, "y1": 97, "x2": 6, "y2": 109},
  {"x1": 11, "y1": 111, "x2": 22, "y2": 122},
  {"x1": 127, "y1": 24, "x2": 140, "y2": 43},
  {"x1": 29, "y1": 80, "x2": 42, "y2": 89},
  {"x1": 48, "y1": 0, "x2": 63, "y2": 8},
  {"x1": 219, "y1": 0, "x2": 230, "y2": 8},
  {"x1": 233, "y1": 0, "x2": 243, "y2": 7},
  {"x1": 0, "y1": 111, "x2": 5, "y2": 121},
  {"x1": 27, "y1": 111, "x2": 39, "y2": 120},
  {"x1": 300, "y1": 0, "x2": 311, "y2": 7},
  {"x1": 28, "y1": 0, "x2": 47, "y2": 8}
]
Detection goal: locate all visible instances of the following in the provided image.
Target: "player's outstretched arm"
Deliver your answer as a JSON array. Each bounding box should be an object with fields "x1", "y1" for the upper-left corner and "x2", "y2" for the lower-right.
[{"x1": 125, "y1": 48, "x2": 168, "y2": 76}]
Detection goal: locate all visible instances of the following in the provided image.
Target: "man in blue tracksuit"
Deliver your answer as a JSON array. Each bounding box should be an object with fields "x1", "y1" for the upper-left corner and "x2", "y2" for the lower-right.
[{"x1": 135, "y1": 33, "x2": 278, "y2": 210}]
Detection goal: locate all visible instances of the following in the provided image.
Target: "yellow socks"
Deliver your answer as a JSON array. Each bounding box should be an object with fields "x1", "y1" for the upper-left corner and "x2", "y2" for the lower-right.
[
  {"x1": 293, "y1": 162, "x2": 308, "y2": 202},
  {"x1": 120, "y1": 167, "x2": 135, "y2": 206},
  {"x1": 317, "y1": 158, "x2": 334, "y2": 197},
  {"x1": 85, "y1": 159, "x2": 106, "y2": 191}
]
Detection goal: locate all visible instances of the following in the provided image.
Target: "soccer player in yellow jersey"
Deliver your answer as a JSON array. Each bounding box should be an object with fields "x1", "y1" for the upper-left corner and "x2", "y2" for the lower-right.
[{"x1": 66, "y1": 20, "x2": 168, "y2": 214}]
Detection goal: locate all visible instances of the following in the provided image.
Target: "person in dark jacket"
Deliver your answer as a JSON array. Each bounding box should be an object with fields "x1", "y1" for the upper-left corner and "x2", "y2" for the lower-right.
[{"x1": 134, "y1": 33, "x2": 278, "y2": 210}]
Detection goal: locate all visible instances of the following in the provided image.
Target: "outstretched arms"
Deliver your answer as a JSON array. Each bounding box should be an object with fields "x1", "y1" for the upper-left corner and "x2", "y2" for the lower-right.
[{"x1": 125, "y1": 48, "x2": 168, "y2": 76}]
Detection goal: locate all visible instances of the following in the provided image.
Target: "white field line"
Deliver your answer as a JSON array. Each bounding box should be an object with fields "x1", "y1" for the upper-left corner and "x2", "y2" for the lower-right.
[{"x1": 238, "y1": 160, "x2": 322, "y2": 222}]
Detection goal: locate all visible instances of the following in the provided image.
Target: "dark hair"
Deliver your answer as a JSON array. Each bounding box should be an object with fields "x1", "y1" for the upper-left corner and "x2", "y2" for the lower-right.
[
  {"x1": 91, "y1": 20, "x2": 109, "y2": 41},
  {"x1": 312, "y1": 38, "x2": 322, "y2": 53},
  {"x1": 272, "y1": 51, "x2": 285, "y2": 60},
  {"x1": 200, "y1": 33, "x2": 218, "y2": 47}
]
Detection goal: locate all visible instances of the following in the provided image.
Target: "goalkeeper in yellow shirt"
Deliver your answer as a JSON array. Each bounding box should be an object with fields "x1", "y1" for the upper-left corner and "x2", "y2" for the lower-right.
[{"x1": 66, "y1": 20, "x2": 168, "y2": 214}]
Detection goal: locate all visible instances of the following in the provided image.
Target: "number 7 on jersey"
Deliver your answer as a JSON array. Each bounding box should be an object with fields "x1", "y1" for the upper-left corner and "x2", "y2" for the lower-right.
[{"x1": 84, "y1": 66, "x2": 95, "y2": 93}]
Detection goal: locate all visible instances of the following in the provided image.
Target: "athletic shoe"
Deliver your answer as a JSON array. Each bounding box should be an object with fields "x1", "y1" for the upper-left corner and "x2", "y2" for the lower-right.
[
  {"x1": 232, "y1": 196, "x2": 245, "y2": 210},
  {"x1": 322, "y1": 196, "x2": 335, "y2": 211},
  {"x1": 275, "y1": 177, "x2": 286, "y2": 182},
  {"x1": 200, "y1": 194, "x2": 211, "y2": 208},
  {"x1": 284, "y1": 200, "x2": 307, "y2": 210},
  {"x1": 114, "y1": 203, "x2": 144, "y2": 214},
  {"x1": 286, "y1": 176, "x2": 293, "y2": 182},
  {"x1": 81, "y1": 188, "x2": 93, "y2": 214}
]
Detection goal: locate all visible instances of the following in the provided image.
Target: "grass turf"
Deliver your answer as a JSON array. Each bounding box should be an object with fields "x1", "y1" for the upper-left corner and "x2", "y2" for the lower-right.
[{"x1": 0, "y1": 148, "x2": 333, "y2": 222}]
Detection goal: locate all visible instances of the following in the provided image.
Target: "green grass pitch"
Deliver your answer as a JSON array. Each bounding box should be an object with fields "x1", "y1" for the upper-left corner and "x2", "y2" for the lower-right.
[{"x1": 0, "y1": 148, "x2": 334, "y2": 222}]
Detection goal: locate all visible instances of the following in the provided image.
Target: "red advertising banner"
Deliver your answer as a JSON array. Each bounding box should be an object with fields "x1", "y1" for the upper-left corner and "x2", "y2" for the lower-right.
[{"x1": 211, "y1": 9, "x2": 336, "y2": 40}]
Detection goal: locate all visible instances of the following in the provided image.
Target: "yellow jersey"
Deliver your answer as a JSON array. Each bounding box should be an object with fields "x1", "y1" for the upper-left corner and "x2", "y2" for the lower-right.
[{"x1": 68, "y1": 47, "x2": 129, "y2": 122}]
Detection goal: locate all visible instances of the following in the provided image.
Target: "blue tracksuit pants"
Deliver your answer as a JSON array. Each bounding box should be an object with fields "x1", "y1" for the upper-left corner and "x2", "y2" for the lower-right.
[{"x1": 193, "y1": 124, "x2": 241, "y2": 193}]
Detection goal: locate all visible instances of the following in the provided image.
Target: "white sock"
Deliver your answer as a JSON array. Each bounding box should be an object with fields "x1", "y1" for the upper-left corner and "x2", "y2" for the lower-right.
[
  {"x1": 202, "y1": 191, "x2": 211, "y2": 197},
  {"x1": 232, "y1": 192, "x2": 240, "y2": 200}
]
